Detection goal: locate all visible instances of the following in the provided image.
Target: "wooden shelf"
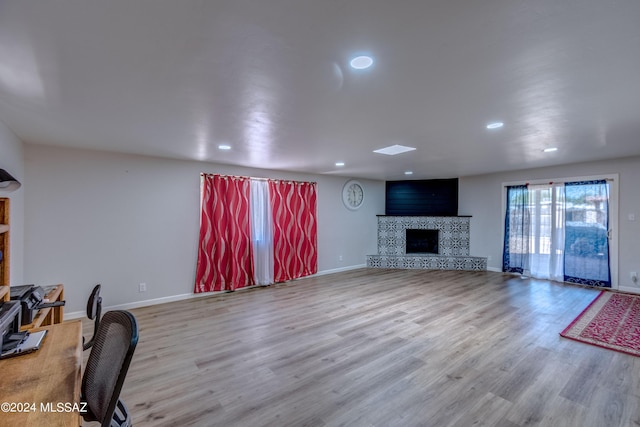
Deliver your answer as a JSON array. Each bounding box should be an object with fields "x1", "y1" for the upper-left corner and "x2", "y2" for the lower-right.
[
  {"x1": 20, "y1": 284, "x2": 65, "y2": 331},
  {"x1": 0, "y1": 198, "x2": 8, "y2": 286},
  {"x1": 0, "y1": 285, "x2": 8, "y2": 302}
]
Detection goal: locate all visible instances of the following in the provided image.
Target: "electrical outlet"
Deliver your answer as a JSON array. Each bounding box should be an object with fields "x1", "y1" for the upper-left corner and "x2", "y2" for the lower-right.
[
  {"x1": 339, "y1": 255, "x2": 343, "y2": 261},
  {"x1": 631, "y1": 272, "x2": 638, "y2": 284},
  {"x1": 487, "y1": 255, "x2": 492, "y2": 261},
  {"x1": 139, "y1": 282, "x2": 147, "y2": 292}
]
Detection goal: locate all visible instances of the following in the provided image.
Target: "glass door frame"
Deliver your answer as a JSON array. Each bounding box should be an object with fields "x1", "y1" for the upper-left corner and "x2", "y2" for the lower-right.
[{"x1": 502, "y1": 173, "x2": 619, "y2": 289}]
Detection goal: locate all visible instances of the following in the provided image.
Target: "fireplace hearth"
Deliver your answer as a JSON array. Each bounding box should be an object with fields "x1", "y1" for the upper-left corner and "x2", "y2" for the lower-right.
[{"x1": 367, "y1": 216, "x2": 487, "y2": 271}]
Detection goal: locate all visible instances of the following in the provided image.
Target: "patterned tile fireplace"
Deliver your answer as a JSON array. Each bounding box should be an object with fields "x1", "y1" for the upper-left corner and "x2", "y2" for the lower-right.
[{"x1": 366, "y1": 216, "x2": 487, "y2": 271}]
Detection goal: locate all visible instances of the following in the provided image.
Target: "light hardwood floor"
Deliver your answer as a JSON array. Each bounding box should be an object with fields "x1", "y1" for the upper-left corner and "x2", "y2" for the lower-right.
[{"x1": 83, "y1": 269, "x2": 640, "y2": 426}]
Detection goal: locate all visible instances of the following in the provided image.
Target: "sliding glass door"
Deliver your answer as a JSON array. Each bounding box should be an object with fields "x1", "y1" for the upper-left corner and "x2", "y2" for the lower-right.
[
  {"x1": 503, "y1": 177, "x2": 615, "y2": 288},
  {"x1": 563, "y1": 180, "x2": 610, "y2": 287}
]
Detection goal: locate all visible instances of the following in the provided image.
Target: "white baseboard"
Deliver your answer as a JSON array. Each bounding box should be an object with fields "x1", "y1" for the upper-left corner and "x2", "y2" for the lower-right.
[
  {"x1": 310, "y1": 264, "x2": 367, "y2": 276},
  {"x1": 64, "y1": 290, "x2": 215, "y2": 320},
  {"x1": 487, "y1": 267, "x2": 502, "y2": 273},
  {"x1": 65, "y1": 264, "x2": 368, "y2": 320},
  {"x1": 618, "y1": 286, "x2": 640, "y2": 294}
]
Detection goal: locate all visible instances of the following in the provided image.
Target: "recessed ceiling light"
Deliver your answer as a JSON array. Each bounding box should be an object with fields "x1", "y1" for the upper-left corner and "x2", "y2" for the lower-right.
[
  {"x1": 404, "y1": 171, "x2": 413, "y2": 175},
  {"x1": 350, "y1": 55, "x2": 374, "y2": 70},
  {"x1": 335, "y1": 162, "x2": 345, "y2": 167},
  {"x1": 373, "y1": 144, "x2": 416, "y2": 156},
  {"x1": 543, "y1": 147, "x2": 558, "y2": 152},
  {"x1": 486, "y1": 122, "x2": 504, "y2": 129},
  {"x1": 218, "y1": 144, "x2": 231, "y2": 150}
]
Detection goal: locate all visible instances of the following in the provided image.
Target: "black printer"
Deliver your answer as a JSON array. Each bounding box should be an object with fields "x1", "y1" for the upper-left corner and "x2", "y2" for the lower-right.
[
  {"x1": 0, "y1": 300, "x2": 22, "y2": 350},
  {"x1": 10, "y1": 285, "x2": 66, "y2": 325}
]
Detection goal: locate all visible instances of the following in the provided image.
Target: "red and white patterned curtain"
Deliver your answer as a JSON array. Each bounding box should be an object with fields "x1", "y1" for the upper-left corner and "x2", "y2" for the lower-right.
[
  {"x1": 269, "y1": 180, "x2": 318, "y2": 282},
  {"x1": 195, "y1": 174, "x2": 252, "y2": 292}
]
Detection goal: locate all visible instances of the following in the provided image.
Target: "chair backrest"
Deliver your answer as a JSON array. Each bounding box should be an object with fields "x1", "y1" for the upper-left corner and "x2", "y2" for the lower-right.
[
  {"x1": 83, "y1": 284, "x2": 103, "y2": 350},
  {"x1": 81, "y1": 310, "x2": 138, "y2": 427}
]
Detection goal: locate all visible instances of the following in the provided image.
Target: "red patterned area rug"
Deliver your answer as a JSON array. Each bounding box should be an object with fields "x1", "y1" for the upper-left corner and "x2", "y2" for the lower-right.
[{"x1": 561, "y1": 291, "x2": 640, "y2": 357}]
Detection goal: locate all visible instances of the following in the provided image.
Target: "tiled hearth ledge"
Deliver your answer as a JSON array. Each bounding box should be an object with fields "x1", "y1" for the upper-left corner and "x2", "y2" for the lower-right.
[{"x1": 366, "y1": 215, "x2": 487, "y2": 271}]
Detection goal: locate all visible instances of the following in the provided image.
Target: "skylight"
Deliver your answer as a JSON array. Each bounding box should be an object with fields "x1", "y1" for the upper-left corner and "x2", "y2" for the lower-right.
[{"x1": 373, "y1": 144, "x2": 416, "y2": 156}]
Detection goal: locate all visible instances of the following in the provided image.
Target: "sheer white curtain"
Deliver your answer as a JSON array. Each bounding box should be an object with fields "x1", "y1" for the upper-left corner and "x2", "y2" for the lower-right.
[
  {"x1": 525, "y1": 183, "x2": 565, "y2": 282},
  {"x1": 250, "y1": 179, "x2": 274, "y2": 286}
]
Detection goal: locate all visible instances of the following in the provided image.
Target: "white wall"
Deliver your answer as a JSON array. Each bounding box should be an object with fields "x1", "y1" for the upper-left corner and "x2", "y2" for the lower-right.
[
  {"x1": 24, "y1": 145, "x2": 385, "y2": 313},
  {"x1": 459, "y1": 155, "x2": 640, "y2": 289},
  {"x1": 0, "y1": 120, "x2": 24, "y2": 284},
  {"x1": 27, "y1": 144, "x2": 639, "y2": 314}
]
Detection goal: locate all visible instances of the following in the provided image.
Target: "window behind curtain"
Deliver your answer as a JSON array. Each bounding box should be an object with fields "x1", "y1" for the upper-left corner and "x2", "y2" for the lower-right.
[{"x1": 195, "y1": 174, "x2": 318, "y2": 293}]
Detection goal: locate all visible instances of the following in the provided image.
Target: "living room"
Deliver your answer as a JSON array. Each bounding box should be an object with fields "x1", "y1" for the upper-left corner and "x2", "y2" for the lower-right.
[
  {"x1": 2, "y1": 1, "x2": 640, "y2": 425},
  {"x1": 4, "y1": 131, "x2": 640, "y2": 425},
  {"x1": 2, "y1": 140, "x2": 637, "y2": 315}
]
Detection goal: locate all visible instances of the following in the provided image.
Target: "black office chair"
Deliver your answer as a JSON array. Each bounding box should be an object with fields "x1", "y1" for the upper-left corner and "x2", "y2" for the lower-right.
[
  {"x1": 81, "y1": 310, "x2": 139, "y2": 427},
  {"x1": 83, "y1": 284, "x2": 102, "y2": 351}
]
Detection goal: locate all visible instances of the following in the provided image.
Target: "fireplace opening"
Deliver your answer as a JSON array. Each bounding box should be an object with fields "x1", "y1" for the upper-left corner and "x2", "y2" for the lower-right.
[{"x1": 406, "y1": 229, "x2": 439, "y2": 254}]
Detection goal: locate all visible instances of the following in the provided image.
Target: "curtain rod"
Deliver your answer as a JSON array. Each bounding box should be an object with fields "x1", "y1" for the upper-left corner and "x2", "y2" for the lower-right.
[
  {"x1": 200, "y1": 173, "x2": 317, "y2": 185},
  {"x1": 524, "y1": 177, "x2": 615, "y2": 185}
]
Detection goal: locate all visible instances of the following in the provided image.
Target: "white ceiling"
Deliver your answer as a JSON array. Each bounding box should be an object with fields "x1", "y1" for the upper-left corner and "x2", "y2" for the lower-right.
[{"x1": 1, "y1": 0, "x2": 640, "y2": 181}]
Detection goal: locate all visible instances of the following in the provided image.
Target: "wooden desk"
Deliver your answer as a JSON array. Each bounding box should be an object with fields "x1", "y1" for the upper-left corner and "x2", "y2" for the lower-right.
[{"x1": 0, "y1": 320, "x2": 83, "y2": 427}]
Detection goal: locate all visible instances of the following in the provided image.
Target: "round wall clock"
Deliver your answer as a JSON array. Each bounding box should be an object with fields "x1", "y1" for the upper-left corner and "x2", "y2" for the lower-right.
[{"x1": 342, "y1": 180, "x2": 365, "y2": 210}]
